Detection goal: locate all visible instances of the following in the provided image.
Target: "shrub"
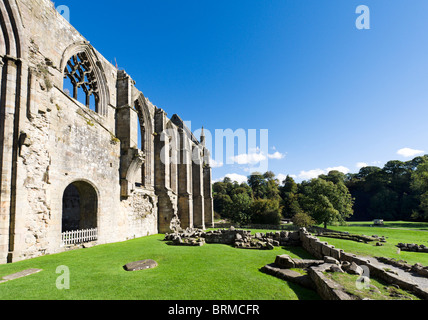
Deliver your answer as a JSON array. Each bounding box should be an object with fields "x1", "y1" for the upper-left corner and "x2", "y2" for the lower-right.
[{"x1": 292, "y1": 212, "x2": 315, "y2": 228}]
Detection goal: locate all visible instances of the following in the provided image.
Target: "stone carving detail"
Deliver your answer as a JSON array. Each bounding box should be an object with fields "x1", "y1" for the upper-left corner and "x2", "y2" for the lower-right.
[{"x1": 64, "y1": 51, "x2": 99, "y2": 110}]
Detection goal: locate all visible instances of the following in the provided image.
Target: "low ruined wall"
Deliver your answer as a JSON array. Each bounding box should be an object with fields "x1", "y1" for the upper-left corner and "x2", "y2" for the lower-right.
[
  {"x1": 300, "y1": 229, "x2": 343, "y2": 261},
  {"x1": 299, "y1": 228, "x2": 428, "y2": 300},
  {"x1": 307, "y1": 264, "x2": 354, "y2": 300}
]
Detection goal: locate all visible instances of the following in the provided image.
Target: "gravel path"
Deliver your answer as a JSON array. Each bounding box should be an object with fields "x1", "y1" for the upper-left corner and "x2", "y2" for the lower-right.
[{"x1": 359, "y1": 255, "x2": 428, "y2": 291}]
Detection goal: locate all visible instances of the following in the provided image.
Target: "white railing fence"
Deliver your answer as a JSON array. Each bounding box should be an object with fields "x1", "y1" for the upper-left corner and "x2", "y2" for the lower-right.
[{"x1": 61, "y1": 228, "x2": 98, "y2": 246}]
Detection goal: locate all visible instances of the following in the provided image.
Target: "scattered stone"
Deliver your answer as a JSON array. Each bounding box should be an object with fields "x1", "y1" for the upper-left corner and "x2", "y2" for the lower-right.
[
  {"x1": 275, "y1": 255, "x2": 295, "y2": 269},
  {"x1": 396, "y1": 242, "x2": 428, "y2": 253},
  {"x1": 0, "y1": 269, "x2": 43, "y2": 283},
  {"x1": 124, "y1": 259, "x2": 158, "y2": 272},
  {"x1": 324, "y1": 256, "x2": 339, "y2": 265},
  {"x1": 347, "y1": 262, "x2": 363, "y2": 276},
  {"x1": 266, "y1": 243, "x2": 275, "y2": 250},
  {"x1": 384, "y1": 268, "x2": 399, "y2": 275},
  {"x1": 165, "y1": 227, "x2": 301, "y2": 250},
  {"x1": 261, "y1": 264, "x2": 315, "y2": 290},
  {"x1": 341, "y1": 261, "x2": 351, "y2": 271},
  {"x1": 328, "y1": 264, "x2": 345, "y2": 273}
]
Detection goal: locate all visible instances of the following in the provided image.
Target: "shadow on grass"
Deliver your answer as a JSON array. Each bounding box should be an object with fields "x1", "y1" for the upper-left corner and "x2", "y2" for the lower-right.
[
  {"x1": 258, "y1": 263, "x2": 321, "y2": 300},
  {"x1": 344, "y1": 222, "x2": 428, "y2": 230},
  {"x1": 383, "y1": 222, "x2": 428, "y2": 230},
  {"x1": 287, "y1": 281, "x2": 321, "y2": 300},
  {"x1": 282, "y1": 246, "x2": 317, "y2": 260}
]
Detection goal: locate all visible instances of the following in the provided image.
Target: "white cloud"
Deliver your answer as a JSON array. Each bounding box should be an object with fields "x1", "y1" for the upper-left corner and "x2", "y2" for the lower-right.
[
  {"x1": 218, "y1": 173, "x2": 248, "y2": 184},
  {"x1": 231, "y1": 152, "x2": 267, "y2": 165},
  {"x1": 297, "y1": 166, "x2": 350, "y2": 180},
  {"x1": 276, "y1": 174, "x2": 288, "y2": 183},
  {"x1": 397, "y1": 148, "x2": 425, "y2": 158},
  {"x1": 268, "y1": 152, "x2": 285, "y2": 160},
  {"x1": 230, "y1": 150, "x2": 285, "y2": 165},
  {"x1": 298, "y1": 169, "x2": 326, "y2": 180},
  {"x1": 326, "y1": 166, "x2": 350, "y2": 174},
  {"x1": 210, "y1": 158, "x2": 224, "y2": 168},
  {"x1": 356, "y1": 162, "x2": 368, "y2": 169}
]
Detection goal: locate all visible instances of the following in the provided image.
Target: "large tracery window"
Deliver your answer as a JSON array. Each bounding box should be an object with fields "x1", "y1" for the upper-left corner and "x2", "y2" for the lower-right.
[{"x1": 63, "y1": 52, "x2": 99, "y2": 112}]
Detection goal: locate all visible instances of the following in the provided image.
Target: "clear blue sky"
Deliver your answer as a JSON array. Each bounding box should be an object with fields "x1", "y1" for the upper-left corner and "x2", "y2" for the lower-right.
[{"x1": 58, "y1": 0, "x2": 428, "y2": 183}]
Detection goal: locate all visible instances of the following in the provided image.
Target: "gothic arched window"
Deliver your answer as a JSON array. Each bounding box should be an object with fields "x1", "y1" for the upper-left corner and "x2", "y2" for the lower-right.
[{"x1": 63, "y1": 52, "x2": 99, "y2": 112}]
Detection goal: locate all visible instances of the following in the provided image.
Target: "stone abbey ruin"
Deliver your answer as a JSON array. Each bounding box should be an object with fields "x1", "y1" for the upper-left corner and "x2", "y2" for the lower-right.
[{"x1": 0, "y1": 0, "x2": 213, "y2": 264}]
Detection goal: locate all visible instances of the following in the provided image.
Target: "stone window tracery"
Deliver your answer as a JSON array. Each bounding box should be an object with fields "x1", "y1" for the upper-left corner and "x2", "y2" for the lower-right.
[{"x1": 63, "y1": 52, "x2": 99, "y2": 112}]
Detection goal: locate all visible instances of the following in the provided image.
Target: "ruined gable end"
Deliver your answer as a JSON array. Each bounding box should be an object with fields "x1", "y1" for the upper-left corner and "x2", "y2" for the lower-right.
[{"x1": 0, "y1": 0, "x2": 213, "y2": 264}]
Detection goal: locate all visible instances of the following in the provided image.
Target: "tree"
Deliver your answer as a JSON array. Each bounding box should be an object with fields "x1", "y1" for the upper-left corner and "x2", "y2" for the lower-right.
[
  {"x1": 264, "y1": 171, "x2": 281, "y2": 201},
  {"x1": 300, "y1": 178, "x2": 354, "y2": 228},
  {"x1": 247, "y1": 172, "x2": 266, "y2": 199},
  {"x1": 320, "y1": 170, "x2": 346, "y2": 185},
  {"x1": 292, "y1": 212, "x2": 315, "y2": 228},
  {"x1": 280, "y1": 175, "x2": 302, "y2": 218},
  {"x1": 410, "y1": 158, "x2": 428, "y2": 219},
  {"x1": 225, "y1": 192, "x2": 252, "y2": 225},
  {"x1": 356, "y1": 166, "x2": 381, "y2": 180},
  {"x1": 249, "y1": 198, "x2": 282, "y2": 225},
  {"x1": 213, "y1": 193, "x2": 233, "y2": 219}
]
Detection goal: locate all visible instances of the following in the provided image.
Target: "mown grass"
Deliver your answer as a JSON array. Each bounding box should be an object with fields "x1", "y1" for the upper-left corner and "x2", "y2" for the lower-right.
[
  {"x1": 318, "y1": 221, "x2": 428, "y2": 266},
  {"x1": 0, "y1": 234, "x2": 320, "y2": 300}
]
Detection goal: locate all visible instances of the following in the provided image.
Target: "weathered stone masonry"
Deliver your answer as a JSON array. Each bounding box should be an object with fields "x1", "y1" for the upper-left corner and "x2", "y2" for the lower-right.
[{"x1": 0, "y1": 0, "x2": 213, "y2": 264}]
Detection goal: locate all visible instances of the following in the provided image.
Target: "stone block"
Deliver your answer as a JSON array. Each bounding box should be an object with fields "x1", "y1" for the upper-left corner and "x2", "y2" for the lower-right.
[
  {"x1": 123, "y1": 259, "x2": 158, "y2": 272},
  {"x1": 321, "y1": 243, "x2": 331, "y2": 257},
  {"x1": 275, "y1": 254, "x2": 295, "y2": 269},
  {"x1": 330, "y1": 247, "x2": 342, "y2": 261}
]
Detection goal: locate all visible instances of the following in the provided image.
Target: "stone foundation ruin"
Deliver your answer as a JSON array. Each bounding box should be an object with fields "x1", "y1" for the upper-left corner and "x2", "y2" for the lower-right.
[
  {"x1": 396, "y1": 243, "x2": 428, "y2": 253},
  {"x1": 165, "y1": 226, "x2": 428, "y2": 300},
  {"x1": 164, "y1": 227, "x2": 301, "y2": 250}
]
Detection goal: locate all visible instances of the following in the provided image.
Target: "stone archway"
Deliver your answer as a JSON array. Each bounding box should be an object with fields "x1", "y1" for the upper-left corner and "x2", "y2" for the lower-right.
[{"x1": 62, "y1": 181, "x2": 98, "y2": 232}]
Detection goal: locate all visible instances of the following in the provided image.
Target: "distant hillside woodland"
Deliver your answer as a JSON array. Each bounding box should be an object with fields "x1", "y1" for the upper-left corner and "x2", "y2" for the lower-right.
[{"x1": 213, "y1": 155, "x2": 428, "y2": 227}]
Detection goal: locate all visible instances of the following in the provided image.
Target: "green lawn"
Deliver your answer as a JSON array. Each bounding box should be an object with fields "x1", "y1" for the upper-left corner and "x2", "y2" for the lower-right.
[
  {"x1": 2, "y1": 222, "x2": 427, "y2": 300},
  {"x1": 318, "y1": 221, "x2": 428, "y2": 266},
  {"x1": 0, "y1": 234, "x2": 319, "y2": 300}
]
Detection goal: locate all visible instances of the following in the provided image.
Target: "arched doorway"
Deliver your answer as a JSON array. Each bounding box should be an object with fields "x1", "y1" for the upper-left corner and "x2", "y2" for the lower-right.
[{"x1": 62, "y1": 181, "x2": 98, "y2": 233}]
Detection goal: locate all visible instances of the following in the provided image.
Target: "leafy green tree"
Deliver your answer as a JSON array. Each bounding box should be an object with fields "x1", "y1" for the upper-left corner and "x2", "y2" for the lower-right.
[
  {"x1": 411, "y1": 159, "x2": 428, "y2": 219},
  {"x1": 249, "y1": 198, "x2": 282, "y2": 225},
  {"x1": 368, "y1": 187, "x2": 399, "y2": 220},
  {"x1": 300, "y1": 178, "x2": 354, "y2": 228},
  {"x1": 292, "y1": 212, "x2": 315, "y2": 228},
  {"x1": 280, "y1": 175, "x2": 302, "y2": 218},
  {"x1": 213, "y1": 193, "x2": 233, "y2": 219},
  {"x1": 264, "y1": 171, "x2": 281, "y2": 201},
  {"x1": 320, "y1": 170, "x2": 346, "y2": 184},
  {"x1": 247, "y1": 172, "x2": 266, "y2": 199},
  {"x1": 226, "y1": 192, "x2": 252, "y2": 225}
]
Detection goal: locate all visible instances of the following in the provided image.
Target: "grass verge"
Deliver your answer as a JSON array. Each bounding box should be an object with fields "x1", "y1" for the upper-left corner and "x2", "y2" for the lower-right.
[
  {"x1": 318, "y1": 221, "x2": 428, "y2": 266},
  {"x1": 0, "y1": 234, "x2": 320, "y2": 300}
]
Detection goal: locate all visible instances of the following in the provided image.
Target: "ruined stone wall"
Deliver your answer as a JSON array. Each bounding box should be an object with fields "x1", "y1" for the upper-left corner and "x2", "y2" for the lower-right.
[
  {"x1": 0, "y1": 0, "x2": 213, "y2": 264},
  {"x1": 0, "y1": 0, "x2": 125, "y2": 262}
]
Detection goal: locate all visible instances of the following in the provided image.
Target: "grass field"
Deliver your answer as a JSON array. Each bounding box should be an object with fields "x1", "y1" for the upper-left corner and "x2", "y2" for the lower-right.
[
  {"x1": 1, "y1": 222, "x2": 427, "y2": 300},
  {"x1": 318, "y1": 221, "x2": 428, "y2": 266},
  {"x1": 0, "y1": 233, "x2": 319, "y2": 300}
]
